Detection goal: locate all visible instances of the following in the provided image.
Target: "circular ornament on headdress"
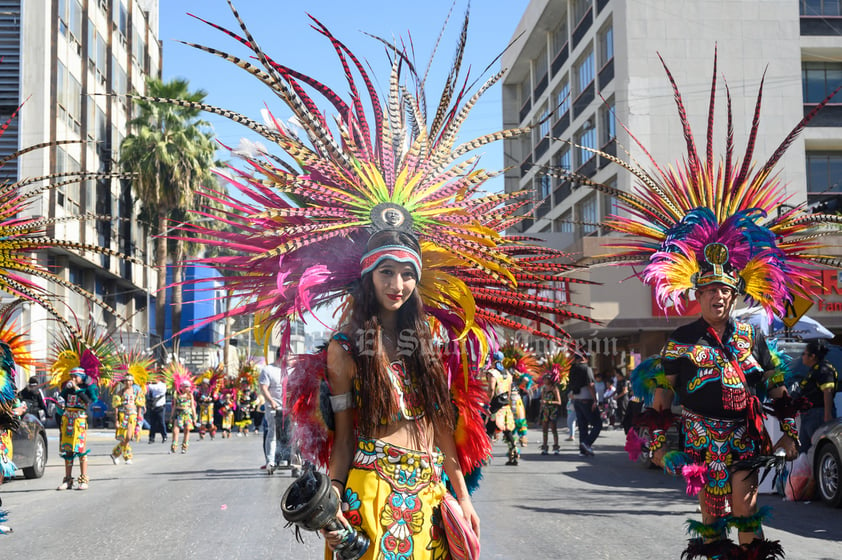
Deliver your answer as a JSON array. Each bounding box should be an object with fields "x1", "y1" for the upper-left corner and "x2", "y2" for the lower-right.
[
  {"x1": 704, "y1": 242, "x2": 729, "y2": 266},
  {"x1": 370, "y1": 203, "x2": 413, "y2": 232}
]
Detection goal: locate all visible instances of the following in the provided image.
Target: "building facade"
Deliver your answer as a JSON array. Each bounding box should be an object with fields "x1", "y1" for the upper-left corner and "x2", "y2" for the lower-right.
[
  {"x1": 4, "y1": 0, "x2": 161, "y2": 375},
  {"x1": 502, "y1": 0, "x2": 842, "y2": 368}
]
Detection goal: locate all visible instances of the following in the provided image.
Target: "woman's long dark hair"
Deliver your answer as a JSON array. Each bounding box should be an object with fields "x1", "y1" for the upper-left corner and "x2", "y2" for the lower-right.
[{"x1": 343, "y1": 230, "x2": 455, "y2": 436}]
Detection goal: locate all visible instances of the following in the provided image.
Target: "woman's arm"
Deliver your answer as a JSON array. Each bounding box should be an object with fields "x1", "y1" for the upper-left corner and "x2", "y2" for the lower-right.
[
  {"x1": 551, "y1": 387, "x2": 561, "y2": 406},
  {"x1": 436, "y1": 425, "x2": 480, "y2": 537},
  {"x1": 321, "y1": 339, "x2": 358, "y2": 548}
]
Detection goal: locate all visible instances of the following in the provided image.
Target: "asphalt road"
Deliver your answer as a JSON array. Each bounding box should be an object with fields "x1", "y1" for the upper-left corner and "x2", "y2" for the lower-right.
[{"x1": 1, "y1": 426, "x2": 840, "y2": 559}]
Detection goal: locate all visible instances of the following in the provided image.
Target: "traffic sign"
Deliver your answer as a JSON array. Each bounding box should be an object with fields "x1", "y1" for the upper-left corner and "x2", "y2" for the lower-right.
[{"x1": 779, "y1": 293, "x2": 814, "y2": 329}]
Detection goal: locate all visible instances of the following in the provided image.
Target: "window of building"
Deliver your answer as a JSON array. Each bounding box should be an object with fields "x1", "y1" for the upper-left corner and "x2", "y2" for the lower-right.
[
  {"x1": 556, "y1": 210, "x2": 574, "y2": 233},
  {"x1": 601, "y1": 177, "x2": 618, "y2": 233},
  {"x1": 87, "y1": 19, "x2": 96, "y2": 70},
  {"x1": 598, "y1": 24, "x2": 614, "y2": 67},
  {"x1": 520, "y1": 79, "x2": 531, "y2": 108},
  {"x1": 574, "y1": 123, "x2": 596, "y2": 167},
  {"x1": 535, "y1": 51, "x2": 548, "y2": 84},
  {"x1": 802, "y1": 61, "x2": 842, "y2": 103},
  {"x1": 68, "y1": 73, "x2": 82, "y2": 134},
  {"x1": 112, "y1": 55, "x2": 128, "y2": 105},
  {"x1": 801, "y1": 0, "x2": 842, "y2": 16},
  {"x1": 58, "y1": 0, "x2": 83, "y2": 47},
  {"x1": 555, "y1": 79, "x2": 570, "y2": 120},
  {"x1": 575, "y1": 48, "x2": 595, "y2": 95},
  {"x1": 572, "y1": 0, "x2": 591, "y2": 24},
  {"x1": 69, "y1": 267, "x2": 85, "y2": 311},
  {"x1": 70, "y1": 0, "x2": 82, "y2": 43},
  {"x1": 56, "y1": 62, "x2": 82, "y2": 135},
  {"x1": 57, "y1": 60, "x2": 67, "y2": 124},
  {"x1": 806, "y1": 152, "x2": 842, "y2": 193},
  {"x1": 537, "y1": 174, "x2": 552, "y2": 199},
  {"x1": 133, "y1": 26, "x2": 146, "y2": 65},
  {"x1": 600, "y1": 98, "x2": 615, "y2": 145},
  {"x1": 581, "y1": 194, "x2": 598, "y2": 234},
  {"x1": 521, "y1": 134, "x2": 531, "y2": 163},
  {"x1": 97, "y1": 31, "x2": 107, "y2": 83},
  {"x1": 558, "y1": 147, "x2": 571, "y2": 172},
  {"x1": 113, "y1": 0, "x2": 128, "y2": 42},
  {"x1": 87, "y1": 96, "x2": 95, "y2": 140},
  {"x1": 552, "y1": 18, "x2": 568, "y2": 56},
  {"x1": 96, "y1": 105, "x2": 107, "y2": 143},
  {"x1": 539, "y1": 103, "x2": 550, "y2": 138}
]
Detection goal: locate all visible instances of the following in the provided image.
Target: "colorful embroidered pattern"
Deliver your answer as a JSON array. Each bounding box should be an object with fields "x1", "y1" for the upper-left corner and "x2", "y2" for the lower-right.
[
  {"x1": 663, "y1": 322, "x2": 761, "y2": 411},
  {"x1": 342, "y1": 438, "x2": 448, "y2": 560},
  {"x1": 682, "y1": 409, "x2": 754, "y2": 517}
]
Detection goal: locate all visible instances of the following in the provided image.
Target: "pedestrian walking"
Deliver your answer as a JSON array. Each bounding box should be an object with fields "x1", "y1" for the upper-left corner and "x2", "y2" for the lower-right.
[
  {"x1": 259, "y1": 348, "x2": 296, "y2": 474},
  {"x1": 569, "y1": 351, "x2": 600, "y2": 456},
  {"x1": 146, "y1": 376, "x2": 168, "y2": 444}
]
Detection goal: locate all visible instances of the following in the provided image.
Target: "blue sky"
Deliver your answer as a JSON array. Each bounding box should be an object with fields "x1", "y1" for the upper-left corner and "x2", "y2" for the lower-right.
[{"x1": 158, "y1": 1, "x2": 530, "y2": 192}]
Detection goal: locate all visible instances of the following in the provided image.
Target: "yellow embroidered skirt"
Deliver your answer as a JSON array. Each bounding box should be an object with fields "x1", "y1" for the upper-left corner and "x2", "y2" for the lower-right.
[
  {"x1": 327, "y1": 438, "x2": 450, "y2": 560},
  {"x1": 115, "y1": 410, "x2": 138, "y2": 443},
  {"x1": 59, "y1": 409, "x2": 89, "y2": 460},
  {"x1": 0, "y1": 429, "x2": 15, "y2": 479}
]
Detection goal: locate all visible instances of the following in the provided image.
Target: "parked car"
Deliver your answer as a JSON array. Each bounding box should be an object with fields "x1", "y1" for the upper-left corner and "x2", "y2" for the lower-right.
[
  {"x1": 810, "y1": 417, "x2": 842, "y2": 508},
  {"x1": 10, "y1": 411, "x2": 48, "y2": 479}
]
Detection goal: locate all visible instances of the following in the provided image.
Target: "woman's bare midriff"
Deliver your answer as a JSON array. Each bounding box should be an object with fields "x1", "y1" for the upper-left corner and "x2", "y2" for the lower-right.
[{"x1": 366, "y1": 416, "x2": 436, "y2": 451}]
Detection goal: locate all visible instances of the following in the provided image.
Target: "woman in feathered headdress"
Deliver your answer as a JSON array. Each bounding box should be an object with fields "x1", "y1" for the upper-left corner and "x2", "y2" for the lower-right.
[
  {"x1": 50, "y1": 324, "x2": 117, "y2": 491},
  {"x1": 578, "y1": 51, "x2": 841, "y2": 559},
  {"x1": 151, "y1": 3, "x2": 604, "y2": 556},
  {"x1": 165, "y1": 361, "x2": 196, "y2": 455},
  {"x1": 538, "y1": 350, "x2": 571, "y2": 456},
  {"x1": 109, "y1": 349, "x2": 154, "y2": 465},
  {"x1": 501, "y1": 342, "x2": 540, "y2": 447}
]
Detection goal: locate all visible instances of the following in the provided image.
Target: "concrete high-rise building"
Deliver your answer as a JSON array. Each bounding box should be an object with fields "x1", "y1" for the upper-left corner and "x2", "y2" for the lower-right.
[
  {"x1": 502, "y1": 0, "x2": 842, "y2": 366},
  {"x1": 1, "y1": 0, "x2": 161, "y2": 376}
]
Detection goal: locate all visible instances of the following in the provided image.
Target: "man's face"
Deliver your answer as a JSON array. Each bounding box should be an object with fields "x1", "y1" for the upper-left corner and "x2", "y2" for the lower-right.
[{"x1": 697, "y1": 284, "x2": 736, "y2": 324}]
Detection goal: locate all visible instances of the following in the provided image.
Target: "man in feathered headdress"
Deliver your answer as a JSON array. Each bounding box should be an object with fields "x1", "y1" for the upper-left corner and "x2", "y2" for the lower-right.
[{"x1": 582, "y1": 51, "x2": 842, "y2": 558}]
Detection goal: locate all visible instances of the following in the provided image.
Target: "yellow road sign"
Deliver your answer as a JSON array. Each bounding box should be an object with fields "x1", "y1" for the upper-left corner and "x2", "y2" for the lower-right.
[{"x1": 779, "y1": 294, "x2": 814, "y2": 329}]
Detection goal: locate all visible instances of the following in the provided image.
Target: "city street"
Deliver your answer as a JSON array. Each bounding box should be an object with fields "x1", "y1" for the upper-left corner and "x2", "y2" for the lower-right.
[{"x1": 1, "y1": 426, "x2": 840, "y2": 559}]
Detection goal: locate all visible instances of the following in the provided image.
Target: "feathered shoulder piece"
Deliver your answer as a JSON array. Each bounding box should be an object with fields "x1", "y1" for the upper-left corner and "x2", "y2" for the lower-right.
[
  {"x1": 154, "y1": 1, "x2": 597, "y2": 361},
  {"x1": 48, "y1": 322, "x2": 118, "y2": 388},
  {"x1": 165, "y1": 361, "x2": 194, "y2": 393},
  {"x1": 0, "y1": 303, "x2": 37, "y2": 377},
  {"x1": 111, "y1": 348, "x2": 156, "y2": 391},
  {"x1": 630, "y1": 355, "x2": 671, "y2": 406},
  {"x1": 541, "y1": 349, "x2": 572, "y2": 390},
  {"x1": 573, "y1": 49, "x2": 842, "y2": 317}
]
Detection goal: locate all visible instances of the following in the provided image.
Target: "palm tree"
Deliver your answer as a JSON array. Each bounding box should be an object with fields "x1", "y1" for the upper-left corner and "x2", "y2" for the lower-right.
[{"x1": 119, "y1": 78, "x2": 217, "y2": 353}]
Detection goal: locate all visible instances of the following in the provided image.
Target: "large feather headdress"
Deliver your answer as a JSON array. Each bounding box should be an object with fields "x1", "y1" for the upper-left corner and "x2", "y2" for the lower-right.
[
  {"x1": 571, "y1": 50, "x2": 842, "y2": 317},
  {"x1": 48, "y1": 322, "x2": 119, "y2": 388},
  {"x1": 164, "y1": 361, "x2": 194, "y2": 393},
  {"x1": 150, "y1": 2, "x2": 596, "y2": 361},
  {"x1": 111, "y1": 347, "x2": 156, "y2": 391}
]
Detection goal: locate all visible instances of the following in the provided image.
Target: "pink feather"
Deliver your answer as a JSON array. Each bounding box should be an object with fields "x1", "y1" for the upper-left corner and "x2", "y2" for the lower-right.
[
  {"x1": 682, "y1": 463, "x2": 708, "y2": 496},
  {"x1": 624, "y1": 429, "x2": 647, "y2": 461},
  {"x1": 79, "y1": 349, "x2": 101, "y2": 382}
]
